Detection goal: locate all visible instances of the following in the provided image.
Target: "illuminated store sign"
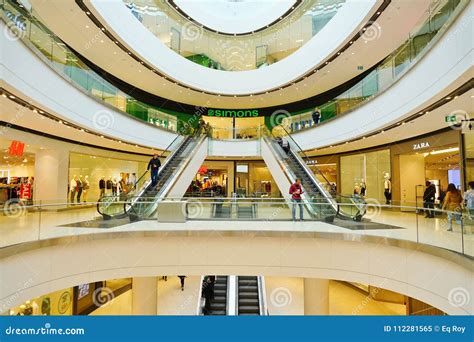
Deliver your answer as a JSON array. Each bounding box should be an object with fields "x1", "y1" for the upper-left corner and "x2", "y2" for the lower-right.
[
  {"x1": 412, "y1": 142, "x2": 430, "y2": 150},
  {"x1": 207, "y1": 109, "x2": 259, "y2": 117}
]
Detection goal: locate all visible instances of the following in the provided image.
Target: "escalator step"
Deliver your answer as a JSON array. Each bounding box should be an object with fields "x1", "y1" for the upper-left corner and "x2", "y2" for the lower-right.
[
  {"x1": 239, "y1": 286, "x2": 258, "y2": 292},
  {"x1": 239, "y1": 298, "x2": 259, "y2": 305},
  {"x1": 238, "y1": 276, "x2": 257, "y2": 280},
  {"x1": 239, "y1": 292, "x2": 258, "y2": 299},
  {"x1": 238, "y1": 306, "x2": 260, "y2": 313}
]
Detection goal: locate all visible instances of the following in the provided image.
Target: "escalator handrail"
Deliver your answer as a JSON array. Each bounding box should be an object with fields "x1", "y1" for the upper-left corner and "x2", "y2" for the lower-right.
[
  {"x1": 97, "y1": 134, "x2": 183, "y2": 217},
  {"x1": 280, "y1": 126, "x2": 333, "y2": 187},
  {"x1": 277, "y1": 126, "x2": 364, "y2": 218},
  {"x1": 129, "y1": 133, "x2": 207, "y2": 218}
]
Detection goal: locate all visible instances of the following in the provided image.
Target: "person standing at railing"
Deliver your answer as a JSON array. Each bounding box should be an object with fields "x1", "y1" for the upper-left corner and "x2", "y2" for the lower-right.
[
  {"x1": 290, "y1": 178, "x2": 304, "y2": 221},
  {"x1": 423, "y1": 181, "x2": 436, "y2": 218},
  {"x1": 442, "y1": 183, "x2": 463, "y2": 232},
  {"x1": 464, "y1": 181, "x2": 474, "y2": 218},
  {"x1": 147, "y1": 154, "x2": 161, "y2": 187}
]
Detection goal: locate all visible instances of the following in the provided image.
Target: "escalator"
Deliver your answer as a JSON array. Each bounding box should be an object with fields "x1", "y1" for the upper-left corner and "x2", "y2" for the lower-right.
[
  {"x1": 262, "y1": 128, "x2": 365, "y2": 221},
  {"x1": 97, "y1": 133, "x2": 206, "y2": 220},
  {"x1": 237, "y1": 276, "x2": 260, "y2": 315},
  {"x1": 201, "y1": 276, "x2": 228, "y2": 316}
]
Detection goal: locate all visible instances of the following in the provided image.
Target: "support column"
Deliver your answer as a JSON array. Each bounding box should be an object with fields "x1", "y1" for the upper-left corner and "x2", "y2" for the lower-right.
[
  {"x1": 34, "y1": 148, "x2": 69, "y2": 204},
  {"x1": 132, "y1": 277, "x2": 158, "y2": 315},
  {"x1": 304, "y1": 278, "x2": 329, "y2": 315}
]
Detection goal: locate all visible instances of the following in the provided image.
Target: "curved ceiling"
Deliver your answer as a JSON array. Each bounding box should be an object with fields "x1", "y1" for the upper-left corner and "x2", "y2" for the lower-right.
[
  {"x1": 29, "y1": 0, "x2": 432, "y2": 108},
  {"x1": 171, "y1": 0, "x2": 298, "y2": 34},
  {"x1": 88, "y1": 0, "x2": 376, "y2": 95}
]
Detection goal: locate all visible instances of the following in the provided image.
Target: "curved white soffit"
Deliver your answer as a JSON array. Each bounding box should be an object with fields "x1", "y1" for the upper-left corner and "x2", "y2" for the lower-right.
[
  {"x1": 174, "y1": 0, "x2": 296, "y2": 34},
  {"x1": 292, "y1": 2, "x2": 473, "y2": 151},
  {"x1": 0, "y1": 21, "x2": 178, "y2": 151},
  {"x1": 89, "y1": 0, "x2": 376, "y2": 95},
  {"x1": 0, "y1": 232, "x2": 471, "y2": 315}
]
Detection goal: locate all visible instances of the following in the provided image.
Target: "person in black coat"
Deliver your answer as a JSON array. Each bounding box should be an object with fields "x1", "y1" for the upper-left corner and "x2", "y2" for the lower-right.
[
  {"x1": 311, "y1": 108, "x2": 321, "y2": 126},
  {"x1": 423, "y1": 181, "x2": 436, "y2": 218},
  {"x1": 147, "y1": 154, "x2": 161, "y2": 187}
]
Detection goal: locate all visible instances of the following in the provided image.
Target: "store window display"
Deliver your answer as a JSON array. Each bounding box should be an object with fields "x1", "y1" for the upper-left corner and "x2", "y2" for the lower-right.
[{"x1": 69, "y1": 153, "x2": 148, "y2": 201}]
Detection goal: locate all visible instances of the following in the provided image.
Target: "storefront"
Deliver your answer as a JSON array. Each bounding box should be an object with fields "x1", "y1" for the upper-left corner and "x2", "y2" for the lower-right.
[
  {"x1": 0, "y1": 139, "x2": 35, "y2": 204},
  {"x1": 186, "y1": 160, "x2": 279, "y2": 198},
  {"x1": 391, "y1": 130, "x2": 461, "y2": 209},
  {"x1": 68, "y1": 152, "x2": 148, "y2": 203},
  {"x1": 339, "y1": 149, "x2": 391, "y2": 203},
  {"x1": 306, "y1": 155, "x2": 338, "y2": 194}
]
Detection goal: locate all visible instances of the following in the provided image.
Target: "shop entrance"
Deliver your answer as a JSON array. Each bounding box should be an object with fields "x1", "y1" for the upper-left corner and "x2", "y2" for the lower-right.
[{"x1": 398, "y1": 145, "x2": 460, "y2": 210}]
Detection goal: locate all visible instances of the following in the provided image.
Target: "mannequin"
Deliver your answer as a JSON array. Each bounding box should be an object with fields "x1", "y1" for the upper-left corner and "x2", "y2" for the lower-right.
[
  {"x1": 383, "y1": 173, "x2": 392, "y2": 205},
  {"x1": 360, "y1": 179, "x2": 367, "y2": 197},
  {"x1": 99, "y1": 176, "x2": 106, "y2": 198},
  {"x1": 69, "y1": 175, "x2": 77, "y2": 203},
  {"x1": 76, "y1": 176, "x2": 83, "y2": 203},
  {"x1": 106, "y1": 176, "x2": 112, "y2": 194},
  {"x1": 112, "y1": 177, "x2": 118, "y2": 196},
  {"x1": 83, "y1": 175, "x2": 90, "y2": 202}
]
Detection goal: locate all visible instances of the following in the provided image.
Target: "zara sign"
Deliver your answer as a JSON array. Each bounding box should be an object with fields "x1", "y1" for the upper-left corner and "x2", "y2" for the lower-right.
[{"x1": 412, "y1": 142, "x2": 430, "y2": 150}]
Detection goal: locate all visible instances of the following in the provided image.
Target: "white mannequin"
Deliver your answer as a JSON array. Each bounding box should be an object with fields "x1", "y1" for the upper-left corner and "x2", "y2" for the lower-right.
[
  {"x1": 83, "y1": 175, "x2": 90, "y2": 202},
  {"x1": 383, "y1": 172, "x2": 391, "y2": 204},
  {"x1": 69, "y1": 175, "x2": 77, "y2": 203}
]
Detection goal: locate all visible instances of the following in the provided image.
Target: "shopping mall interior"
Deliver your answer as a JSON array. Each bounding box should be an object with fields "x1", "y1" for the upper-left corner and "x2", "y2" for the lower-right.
[{"x1": 0, "y1": 0, "x2": 472, "y2": 319}]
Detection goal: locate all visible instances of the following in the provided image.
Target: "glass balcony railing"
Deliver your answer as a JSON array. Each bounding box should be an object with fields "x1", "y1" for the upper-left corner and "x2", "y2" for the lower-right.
[
  {"x1": 124, "y1": 0, "x2": 346, "y2": 71},
  {"x1": 1, "y1": 198, "x2": 472, "y2": 257},
  {"x1": 1, "y1": 0, "x2": 182, "y2": 133},
  {"x1": 273, "y1": 0, "x2": 467, "y2": 135}
]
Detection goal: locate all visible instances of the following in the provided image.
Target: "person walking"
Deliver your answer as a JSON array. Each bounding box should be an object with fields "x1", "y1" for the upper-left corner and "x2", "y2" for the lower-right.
[
  {"x1": 423, "y1": 181, "x2": 436, "y2": 218},
  {"x1": 290, "y1": 178, "x2": 304, "y2": 221},
  {"x1": 178, "y1": 275, "x2": 186, "y2": 291},
  {"x1": 147, "y1": 154, "x2": 161, "y2": 187},
  {"x1": 464, "y1": 181, "x2": 474, "y2": 218},
  {"x1": 442, "y1": 183, "x2": 463, "y2": 231}
]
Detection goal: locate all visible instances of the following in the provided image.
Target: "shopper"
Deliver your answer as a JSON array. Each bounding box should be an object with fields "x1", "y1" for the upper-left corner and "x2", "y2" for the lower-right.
[
  {"x1": 464, "y1": 181, "x2": 474, "y2": 218},
  {"x1": 290, "y1": 178, "x2": 304, "y2": 221},
  {"x1": 178, "y1": 275, "x2": 186, "y2": 291},
  {"x1": 311, "y1": 108, "x2": 321, "y2": 126},
  {"x1": 423, "y1": 181, "x2": 436, "y2": 218},
  {"x1": 281, "y1": 137, "x2": 290, "y2": 154},
  {"x1": 442, "y1": 183, "x2": 463, "y2": 231},
  {"x1": 202, "y1": 276, "x2": 215, "y2": 314},
  {"x1": 147, "y1": 154, "x2": 161, "y2": 187}
]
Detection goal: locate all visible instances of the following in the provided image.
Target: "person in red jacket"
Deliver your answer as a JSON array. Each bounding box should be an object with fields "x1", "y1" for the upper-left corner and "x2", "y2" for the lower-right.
[{"x1": 290, "y1": 178, "x2": 304, "y2": 221}]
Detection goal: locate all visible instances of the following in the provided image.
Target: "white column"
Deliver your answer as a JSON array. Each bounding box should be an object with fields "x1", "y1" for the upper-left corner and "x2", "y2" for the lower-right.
[
  {"x1": 304, "y1": 278, "x2": 329, "y2": 315},
  {"x1": 34, "y1": 148, "x2": 69, "y2": 204},
  {"x1": 132, "y1": 277, "x2": 158, "y2": 315}
]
